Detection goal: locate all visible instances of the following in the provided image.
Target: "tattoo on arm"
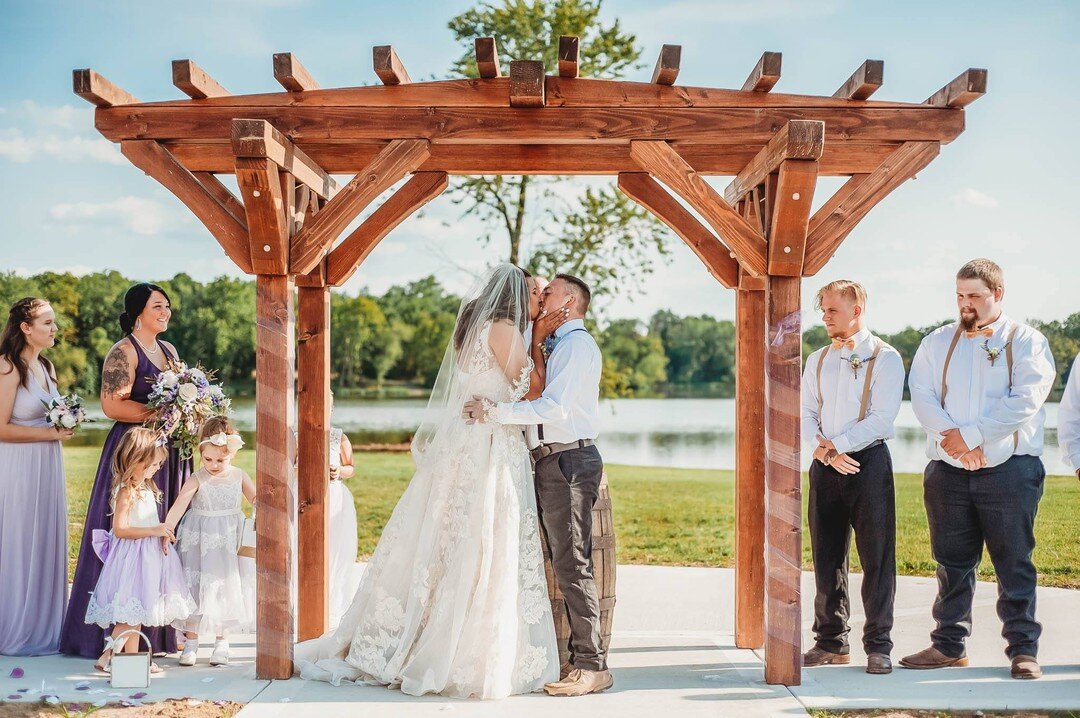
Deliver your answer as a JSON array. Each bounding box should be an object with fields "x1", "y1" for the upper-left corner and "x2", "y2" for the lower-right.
[{"x1": 101, "y1": 347, "x2": 132, "y2": 399}]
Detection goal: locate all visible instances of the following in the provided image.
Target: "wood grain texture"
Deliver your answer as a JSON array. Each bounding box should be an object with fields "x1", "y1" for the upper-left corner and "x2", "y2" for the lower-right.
[
  {"x1": 767, "y1": 159, "x2": 819, "y2": 276},
  {"x1": 373, "y1": 45, "x2": 411, "y2": 86},
  {"x1": 231, "y1": 118, "x2": 338, "y2": 199},
  {"x1": 925, "y1": 68, "x2": 987, "y2": 108},
  {"x1": 617, "y1": 172, "x2": 738, "y2": 289},
  {"x1": 833, "y1": 60, "x2": 884, "y2": 101},
  {"x1": 192, "y1": 171, "x2": 246, "y2": 227},
  {"x1": 274, "y1": 52, "x2": 320, "y2": 92},
  {"x1": 509, "y1": 60, "x2": 545, "y2": 107},
  {"x1": 724, "y1": 119, "x2": 824, "y2": 205},
  {"x1": 235, "y1": 156, "x2": 288, "y2": 275},
  {"x1": 558, "y1": 36, "x2": 580, "y2": 78},
  {"x1": 73, "y1": 69, "x2": 138, "y2": 107},
  {"x1": 650, "y1": 44, "x2": 681, "y2": 85},
  {"x1": 474, "y1": 37, "x2": 502, "y2": 79},
  {"x1": 172, "y1": 59, "x2": 229, "y2": 99},
  {"x1": 742, "y1": 52, "x2": 782, "y2": 93}
]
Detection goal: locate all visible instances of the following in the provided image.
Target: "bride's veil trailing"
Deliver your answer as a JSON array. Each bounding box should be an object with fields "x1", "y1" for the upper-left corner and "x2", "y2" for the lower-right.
[{"x1": 410, "y1": 263, "x2": 530, "y2": 472}]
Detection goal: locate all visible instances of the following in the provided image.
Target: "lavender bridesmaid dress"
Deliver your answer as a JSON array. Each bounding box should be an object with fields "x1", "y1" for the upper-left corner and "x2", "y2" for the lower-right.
[
  {"x1": 0, "y1": 372, "x2": 67, "y2": 655},
  {"x1": 60, "y1": 336, "x2": 192, "y2": 658}
]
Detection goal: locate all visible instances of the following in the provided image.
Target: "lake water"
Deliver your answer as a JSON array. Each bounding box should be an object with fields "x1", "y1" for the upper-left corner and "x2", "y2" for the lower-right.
[{"x1": 76, "y1": 398, "x2": 1074, "y2": 476}]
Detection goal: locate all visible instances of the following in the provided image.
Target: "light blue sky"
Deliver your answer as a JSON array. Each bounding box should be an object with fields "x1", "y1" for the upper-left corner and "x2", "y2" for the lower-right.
[{"x1": 1, "y1": 0, "x2": 1077, "y2": 331}]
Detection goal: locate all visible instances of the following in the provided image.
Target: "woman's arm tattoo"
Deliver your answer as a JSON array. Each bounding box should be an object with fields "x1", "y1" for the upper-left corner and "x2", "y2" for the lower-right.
[{"x1": 101, "y1": 346, "x2": 131, "y2": 397}]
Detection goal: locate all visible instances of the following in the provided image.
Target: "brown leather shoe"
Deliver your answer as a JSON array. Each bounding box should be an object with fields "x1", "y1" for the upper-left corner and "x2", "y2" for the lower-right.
[
  {"x1": 899, "y1": 646, "x2": 969, "y2": 669},
  {"x1": 1011, "y1": 654, "x2": 1042, "y2": 679},
  {"x1": 559, "y1": 662, "x2": 574, "y2": 681},
  {"x1": 802, "y1": 646, "x2": 850, "y2": 667},
  {"x1": 544, "y1": 669, "x2": 613, "y2": 696},
  {"x1": 866, "y1": 653, "x2": 892, "y2": 674}
]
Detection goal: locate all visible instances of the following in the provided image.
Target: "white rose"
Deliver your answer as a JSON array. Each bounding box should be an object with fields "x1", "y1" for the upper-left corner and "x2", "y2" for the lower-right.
[
  {"x1": 178, "y1": 382, "x2": 199, "y2": 403},
  {"x1": 159, "y1": 371, "x2": 179, "y2": 388},
  {"x1": 210, "y1": 386, "x2": 224, "y2": 399},
  {"x1": 188, "y1": 368, "x2": 206, "y2": 382},
  {"x1": 48, "y1": 408, "x2": 62, "y2": 425},
  {"x1": 60, "y1": 413, "x2": 77, "y2": 429}
]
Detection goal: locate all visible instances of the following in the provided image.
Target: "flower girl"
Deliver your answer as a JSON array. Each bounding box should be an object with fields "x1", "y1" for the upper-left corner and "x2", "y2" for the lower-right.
[
  {"x1": 85, "y1": 427, "x2": 196, "y2": 673},
  {"x1": 165, "y1": 417, "x2": 255, "y2": 667}
]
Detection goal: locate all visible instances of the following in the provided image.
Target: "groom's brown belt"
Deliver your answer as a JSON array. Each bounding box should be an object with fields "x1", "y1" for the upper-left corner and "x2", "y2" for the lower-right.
[{"x1": 530, "y1": 439, "x2": 594, "y2": 462}]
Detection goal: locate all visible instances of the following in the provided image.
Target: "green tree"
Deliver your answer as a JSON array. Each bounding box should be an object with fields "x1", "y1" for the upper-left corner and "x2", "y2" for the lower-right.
[
  {"x1": 378, "y1": 277, "x2": 460, "y2": 384},
  {"x1": 331, "y1": 293, "x2": 390, "y2": 388},
  {"x1": 597, "y1": 319, "x2": 667, "y2": 396}
]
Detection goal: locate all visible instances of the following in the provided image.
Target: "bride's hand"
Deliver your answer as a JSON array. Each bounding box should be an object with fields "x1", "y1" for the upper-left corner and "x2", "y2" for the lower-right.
[
  {"x1": 462, "y1": 397, "x2": 492, "y2": 424},
  {"x1": 534, "y1": 300, "x2": 571, "y2": 338}
]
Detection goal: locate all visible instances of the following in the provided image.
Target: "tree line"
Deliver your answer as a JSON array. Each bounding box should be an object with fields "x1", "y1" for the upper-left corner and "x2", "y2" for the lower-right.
[{"x1": 2, "y1": 271, "x2": 1077, "y2": 402}]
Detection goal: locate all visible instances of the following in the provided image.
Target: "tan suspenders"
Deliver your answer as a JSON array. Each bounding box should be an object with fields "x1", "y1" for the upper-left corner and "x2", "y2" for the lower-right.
[
  {"x1": 816, "y1": 336, "x2": 884, "y2": 423},
  {"x1": 940, "y1": 323, "x2": 1021, "y2": 450}
]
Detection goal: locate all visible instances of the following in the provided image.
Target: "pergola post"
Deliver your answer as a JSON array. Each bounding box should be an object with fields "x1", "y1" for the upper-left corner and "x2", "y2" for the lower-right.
[{"x1": 734, "y1": 274, "x2": 766, "y2": 649}]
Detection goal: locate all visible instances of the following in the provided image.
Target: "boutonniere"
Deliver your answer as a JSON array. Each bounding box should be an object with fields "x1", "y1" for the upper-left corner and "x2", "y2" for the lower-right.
[
  {"x1": 843, "y1": 353, "x2": 876, "y2": 379},
  {"x1": 980, "y1": 339, "x2": 1010, "y2": 367}
]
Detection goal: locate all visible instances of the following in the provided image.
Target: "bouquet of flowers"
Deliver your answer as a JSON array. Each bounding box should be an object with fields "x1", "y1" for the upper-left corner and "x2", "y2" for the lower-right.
[
  {"x1": 43, "y1": 394, "x2": 90, "y2": 431},
  {"x1": 146, "y1": 361, "x2": 231, "y2": 459}
]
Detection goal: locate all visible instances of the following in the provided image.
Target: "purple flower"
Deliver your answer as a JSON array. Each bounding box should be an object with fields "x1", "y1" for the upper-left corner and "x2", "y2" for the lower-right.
[
  {"x1": 9, "y1": 667, "x2": 23, "y2": 678},
  {"x1": 7, "y1": 694, "x2": 21, "y2": 700},
  {"x1": 130, "y1": 691, "x2": 148, "y2": 699}
]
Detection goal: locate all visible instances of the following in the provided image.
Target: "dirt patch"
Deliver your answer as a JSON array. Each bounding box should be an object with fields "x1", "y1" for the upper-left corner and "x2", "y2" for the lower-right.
[{"x1": 0, "y1": 699, "x2": 241, "y2": 718}]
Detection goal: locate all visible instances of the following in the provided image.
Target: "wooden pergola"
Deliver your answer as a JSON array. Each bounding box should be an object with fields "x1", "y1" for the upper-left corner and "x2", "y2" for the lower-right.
[{"x1": 73, "y1": 37, "x2": 984, "y2": 686}]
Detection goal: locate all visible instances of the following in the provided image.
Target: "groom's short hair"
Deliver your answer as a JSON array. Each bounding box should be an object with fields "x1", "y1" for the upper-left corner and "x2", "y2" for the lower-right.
[{"x1": 556, "y1": 273, "x2": 591, "y2": 314}]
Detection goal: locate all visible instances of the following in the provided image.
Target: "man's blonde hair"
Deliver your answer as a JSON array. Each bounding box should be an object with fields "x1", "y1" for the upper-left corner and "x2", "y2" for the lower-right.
[
  {"x1": 956, "y1": 258, "x2": 1004, "y2": 292},
  {"x1": 815, "y1": 280, "x2": 867, "y2": 310}
]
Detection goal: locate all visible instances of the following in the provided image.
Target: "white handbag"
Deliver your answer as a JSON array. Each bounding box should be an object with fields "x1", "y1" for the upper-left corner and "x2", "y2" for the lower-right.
[
  {"x1": 237, "y1": 511, "x2": 256, "y2": 559},
  {"x1": 109, "y1": 629, "x2": 152, "y2": 689}
]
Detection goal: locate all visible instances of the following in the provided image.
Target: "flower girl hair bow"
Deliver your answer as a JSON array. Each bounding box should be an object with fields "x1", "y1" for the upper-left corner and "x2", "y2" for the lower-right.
[{"x1": 199, "y1": 432, "x2": 244, "y2": 453}]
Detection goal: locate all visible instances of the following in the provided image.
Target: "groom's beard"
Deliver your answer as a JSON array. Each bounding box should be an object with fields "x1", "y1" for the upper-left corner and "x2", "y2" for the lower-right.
[{"x1": 959, "y1": 308, "x2": 979, "y2": 331}]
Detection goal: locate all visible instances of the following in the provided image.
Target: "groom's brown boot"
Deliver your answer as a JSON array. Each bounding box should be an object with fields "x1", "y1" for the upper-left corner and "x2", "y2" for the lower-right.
[
  {"x1": 559, "y1": 662, "x2": 574, "y2": 681},
  {"x1": 545, "y1": 669, "x2": 613, "y2": 696}
]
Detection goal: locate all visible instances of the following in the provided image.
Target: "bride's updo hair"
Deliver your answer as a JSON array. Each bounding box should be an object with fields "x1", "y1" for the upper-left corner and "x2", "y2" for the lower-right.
[
  {"x1": 453, "y1": 265, "x2": 528, "y2": 351},
  {"x1": 119, "y1": 282, "x2": 171, "y2": 335}
]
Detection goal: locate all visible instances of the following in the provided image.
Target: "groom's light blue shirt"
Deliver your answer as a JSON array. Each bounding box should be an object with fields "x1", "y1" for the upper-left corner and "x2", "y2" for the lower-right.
[{"x1": 493, "y1": 318, "x2": 602, "y2": 447}]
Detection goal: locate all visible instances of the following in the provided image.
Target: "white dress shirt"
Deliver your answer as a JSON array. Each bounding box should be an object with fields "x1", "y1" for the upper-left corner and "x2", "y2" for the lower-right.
[
  {"x1": 1057, "y1": 352, "x2": 1080, "y2": 474},
  {"x1": 801, "y1": 326, "x2": 905, "y2": 455},
  {"x1": 492, "y1": 318, "x2": 601, "y2": 448},
  {"x1": 908, "y1": 314, "x2": 1056, "y2": 469}
]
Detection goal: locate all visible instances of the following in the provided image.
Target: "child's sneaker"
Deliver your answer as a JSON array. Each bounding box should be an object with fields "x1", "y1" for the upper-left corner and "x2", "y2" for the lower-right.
[
  {"x1": 178, "y1": 641, "x2": 199, "y2": 667},
  {"x1": 209, "y1": 640, "x2": 230, "y2": 667}
]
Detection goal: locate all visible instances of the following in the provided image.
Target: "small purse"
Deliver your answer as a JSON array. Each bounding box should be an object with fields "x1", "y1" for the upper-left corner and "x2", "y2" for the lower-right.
[
  {"x1": 237, "y1": 511, "x2": 256, "y2": 559},
  {"x1": 109, "y1": 629, "x2": 152, "y2": 689}
]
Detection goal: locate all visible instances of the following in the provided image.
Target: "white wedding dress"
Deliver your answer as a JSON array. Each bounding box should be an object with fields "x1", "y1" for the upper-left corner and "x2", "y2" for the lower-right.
[{"x1": 294, "y1": 320, "x2": 558, "y2": 698}]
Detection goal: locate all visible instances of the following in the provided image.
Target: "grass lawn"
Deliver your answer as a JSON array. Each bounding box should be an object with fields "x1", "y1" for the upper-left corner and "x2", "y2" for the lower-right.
[{"x1": 61, "y1": 447, "x2": 1080, "y2": 589}]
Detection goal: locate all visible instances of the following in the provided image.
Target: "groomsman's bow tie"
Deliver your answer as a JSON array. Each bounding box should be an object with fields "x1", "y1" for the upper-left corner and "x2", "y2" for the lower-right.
[
  {"x1": 965, "y1": 327, "x2": 994, "y2": 339},
  {"x1": 830, "y1": 338, "x2": 856, "y2": 351}
]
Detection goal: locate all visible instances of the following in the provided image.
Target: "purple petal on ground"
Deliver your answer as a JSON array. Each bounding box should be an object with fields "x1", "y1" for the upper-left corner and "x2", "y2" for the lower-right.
[
  {"x1": 75, "y1": 685, "x2": 90, "y2": 691},
  {"x1": 8, "y1": 667, "x2": 23, "y2": 678},
  {"x1": 130, "y1": 691, "x2": 148, "y2": 699},
  {"x1": 6, "y1": 695, "x2": 21, "y2": 700},
  {"x1": 17, "y1": 688, "x2": 28, "y2": 693}
]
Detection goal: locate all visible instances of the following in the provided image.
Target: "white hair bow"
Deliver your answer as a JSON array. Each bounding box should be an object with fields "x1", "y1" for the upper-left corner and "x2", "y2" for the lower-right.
[{"x1": 199, "y1": 432, "x2": 244, "y2": 452}]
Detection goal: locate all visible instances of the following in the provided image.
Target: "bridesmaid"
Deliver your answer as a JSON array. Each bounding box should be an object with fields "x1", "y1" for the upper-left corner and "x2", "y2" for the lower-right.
[
  {"x1": 60, "y1": 283, "x2": 192, "y2": 658},
  {"x1": 0, "y1": 298, "x2": 73, "y2": 655}
]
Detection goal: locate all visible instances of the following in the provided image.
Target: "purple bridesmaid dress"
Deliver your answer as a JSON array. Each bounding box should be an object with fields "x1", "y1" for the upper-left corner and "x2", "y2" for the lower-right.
[{"x1": 59, "y1": 336, "x2": 192, "y2": 657}]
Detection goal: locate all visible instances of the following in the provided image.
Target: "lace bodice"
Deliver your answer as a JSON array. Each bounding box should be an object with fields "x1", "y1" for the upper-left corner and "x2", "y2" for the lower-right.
[
  {"x1": 189, "y1": 467, "x2": 243, "y2": 515},
  {"x1": 457, "y1": 323, "x2": 532, "y2": 404}
]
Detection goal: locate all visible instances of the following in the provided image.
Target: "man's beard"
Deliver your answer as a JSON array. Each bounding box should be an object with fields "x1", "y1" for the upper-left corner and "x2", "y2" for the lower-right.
[{"x1": 959, "y1": 309, "x2": 979, "y2": 331}]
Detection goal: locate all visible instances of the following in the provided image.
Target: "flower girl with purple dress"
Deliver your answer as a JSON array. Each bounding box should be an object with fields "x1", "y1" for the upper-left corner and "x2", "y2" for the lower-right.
[{"x1": 84, "y1": 427, "x2": 196, "y2": 673}]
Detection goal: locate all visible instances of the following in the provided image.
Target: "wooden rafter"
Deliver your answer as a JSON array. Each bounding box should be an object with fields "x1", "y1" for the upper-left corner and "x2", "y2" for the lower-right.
[
  {"x1": 231, "y1": 118, "x2": 338, "y2": 199},
  {"x1": 742, "y1": 52, "x2": 782, "y2": 92},
  {"x1": 192, "y1": 172, "x2": 246, "y2": 226},
  {"x1": 767, "y1": 159, "x2": 819, "y2": 276},
  {"x1": 72, "y1": 69, "x2": 138, "y2": 107},
  {"x1": 724, "y1": 119, "x2": 824, "y2": 205},
  {"x1": 327, "y1": 171, "x2": 448, "y2": 286},
  {"x1": 617, "y1": 173, "x2": 739, "y2": 289},
  {"x1": 373, "y1": 45, "x2": 411, "y2": 85},
  {"x1": 120, "y1": 140, "x2": 251, "y2": 273},
  {"x1": 558, "y1": 36, "x2": 580, "y2": 78},
  {"x1": 651, "y1": 44, "x2": 681, "y2": 85},
  {"x1": 172, "y1": 59, "x2": 228, "y2": 99},
  {"x1": 289, "y1": 139, "x2": 431, "y2": 275},
  {"x1": 833, "y1": 60, "x2": 884, "y2": 100},
  {"x1": 474, "y1": 37, "x2": 502, "y2": 78},
  {"x1": 235, "y1": 157, "x2": 289, "y2": 274},
  {"x1": 274, "y1": 53, "x2": 320, "y2": 92},
  {"x1": 926, "y1": 68, "x2": 987, "y2": 108},
  {"x1": 803, "y1": 141, "x2": 940, "y2": 274},
  {"x1": 509, "y1": 60, "x2": 545, "y2": 107},
  {"x1": 629, "y1": 140, "x2": 768, "y2": 276}
]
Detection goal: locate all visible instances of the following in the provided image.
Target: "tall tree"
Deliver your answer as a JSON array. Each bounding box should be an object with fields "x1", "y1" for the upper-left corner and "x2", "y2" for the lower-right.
[{"x1": 447, "y1": 0, "x2": 671, "y2": 299}]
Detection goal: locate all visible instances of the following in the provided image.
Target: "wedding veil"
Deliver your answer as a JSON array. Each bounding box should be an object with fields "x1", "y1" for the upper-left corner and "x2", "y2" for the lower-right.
[{"x1": 410, "y1": 263, "x2": 531, "y2": 469}]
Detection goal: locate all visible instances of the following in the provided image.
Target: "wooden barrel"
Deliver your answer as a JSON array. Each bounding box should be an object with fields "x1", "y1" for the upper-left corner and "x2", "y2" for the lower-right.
[{"x1": 540, "y1": 473, "x2": 616, "y2": 667}]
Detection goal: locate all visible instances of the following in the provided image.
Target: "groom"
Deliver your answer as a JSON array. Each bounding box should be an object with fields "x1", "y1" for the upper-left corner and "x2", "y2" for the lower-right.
[{"x1": 463, "y1": 274, "x2": 611, "y2": 697}]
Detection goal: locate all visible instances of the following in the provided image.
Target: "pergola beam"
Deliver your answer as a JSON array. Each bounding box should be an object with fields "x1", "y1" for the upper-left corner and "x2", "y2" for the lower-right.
[
  {"x1": 235, "y1": 157, "x2": 289, "y2": 274},
  {"x1": 767, "y1": 159, "x2": 819, "y2": 276},
  {"x1": 231, "y1": 118, "x2": 338, "y2": 199},
  {"x1": 833, "y1": 60, "x2": 884, "y2": 100},
  {"x1": 120, "y1": 140, "x2": 251, "y2": 273},
  {"x1": 72, "y1": 69, "x2": 138, "y2": 107},
  {"x1": 651, "y1": 44, "x2": 681, "y2": 85},
  {"x1": 373, "y1": 45, "x2": 411, "y2": 85},
  {"x1": 327, "y1": 171, "x2": 449, "y2": 286},
  {"x1": 742, "y1": 52, "x2": 782, "y2": 93},
  {"x1": 474, "y1": 37, "x2": 502, "y2": 78},
  {"x1": 509, "y1": 60, "x2": 545, "y2": 107},
  {"x1": 724, "y1": 120, "x2": 824, "y2": 205},
  {"x1": 926, "y1": 68, "x2": 987, "y2": 108},
  {"x1": 630, "y1": 140, "x2": 768, "y2": 276},
  {"x1": 803, "y1": 141, "x2": 940, "y2": 274},
  {"x1": 274, "y1": 53, "x2": 320, "y2": 92},
  {"x1": 172, "y1": 59, "x2": 229, "y2": 99},
  {"x1": 192, "y1": 171, "x2": 246, "y2": 227},
  {"x1": 558, "y1": 36, "x2": 580, "y2": 78},
  {"x1": 290, "y1": 139, "x2": 432, "y2": 275},
  {"x1": 617, "y1": 172, "x2": 739, "y2": 289}
]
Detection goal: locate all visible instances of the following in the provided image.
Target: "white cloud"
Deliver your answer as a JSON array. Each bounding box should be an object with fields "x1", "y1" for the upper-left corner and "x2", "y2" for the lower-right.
[
  {"x1": 627, "y1": 0, "x2": 843, "y2": 27},
  {"x1": 952, "y1": 187, "x2": 999, "y2": 209},
  {"x1": 0, "y1": 128, "x2": 123, "y2": 164},
  {"x1": 15, "y1": 101, "x2": 84, "y2": 130},
  {"x1": 49, "y1": 196, "x2": 175, "y2": 236}
]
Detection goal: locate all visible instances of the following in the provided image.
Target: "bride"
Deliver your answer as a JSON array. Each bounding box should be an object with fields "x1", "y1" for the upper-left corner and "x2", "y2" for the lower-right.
[{"x1": 294, "y1": 263, "x2": 558, "y2": 698}]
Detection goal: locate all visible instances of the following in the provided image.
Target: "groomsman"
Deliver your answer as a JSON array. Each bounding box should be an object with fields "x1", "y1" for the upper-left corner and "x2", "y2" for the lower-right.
[
  {"x1": 903, "y1": 259, "x2": 1056, "y2": 679},
  {"x1": 1058, "y1": 353, "x2": 1080, "y2": 480},
  {"x1": 801, "y1": 280, "x2": 905, "y2": 675}
]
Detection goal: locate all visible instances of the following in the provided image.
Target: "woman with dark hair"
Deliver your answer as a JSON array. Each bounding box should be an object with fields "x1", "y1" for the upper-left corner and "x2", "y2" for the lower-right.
[
  {"x1": 0, "y1": 298, "x2": 72, "y2": 655},
  {"x1": 60, "y1": 283, "x2": 192, "y2": 658}
]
